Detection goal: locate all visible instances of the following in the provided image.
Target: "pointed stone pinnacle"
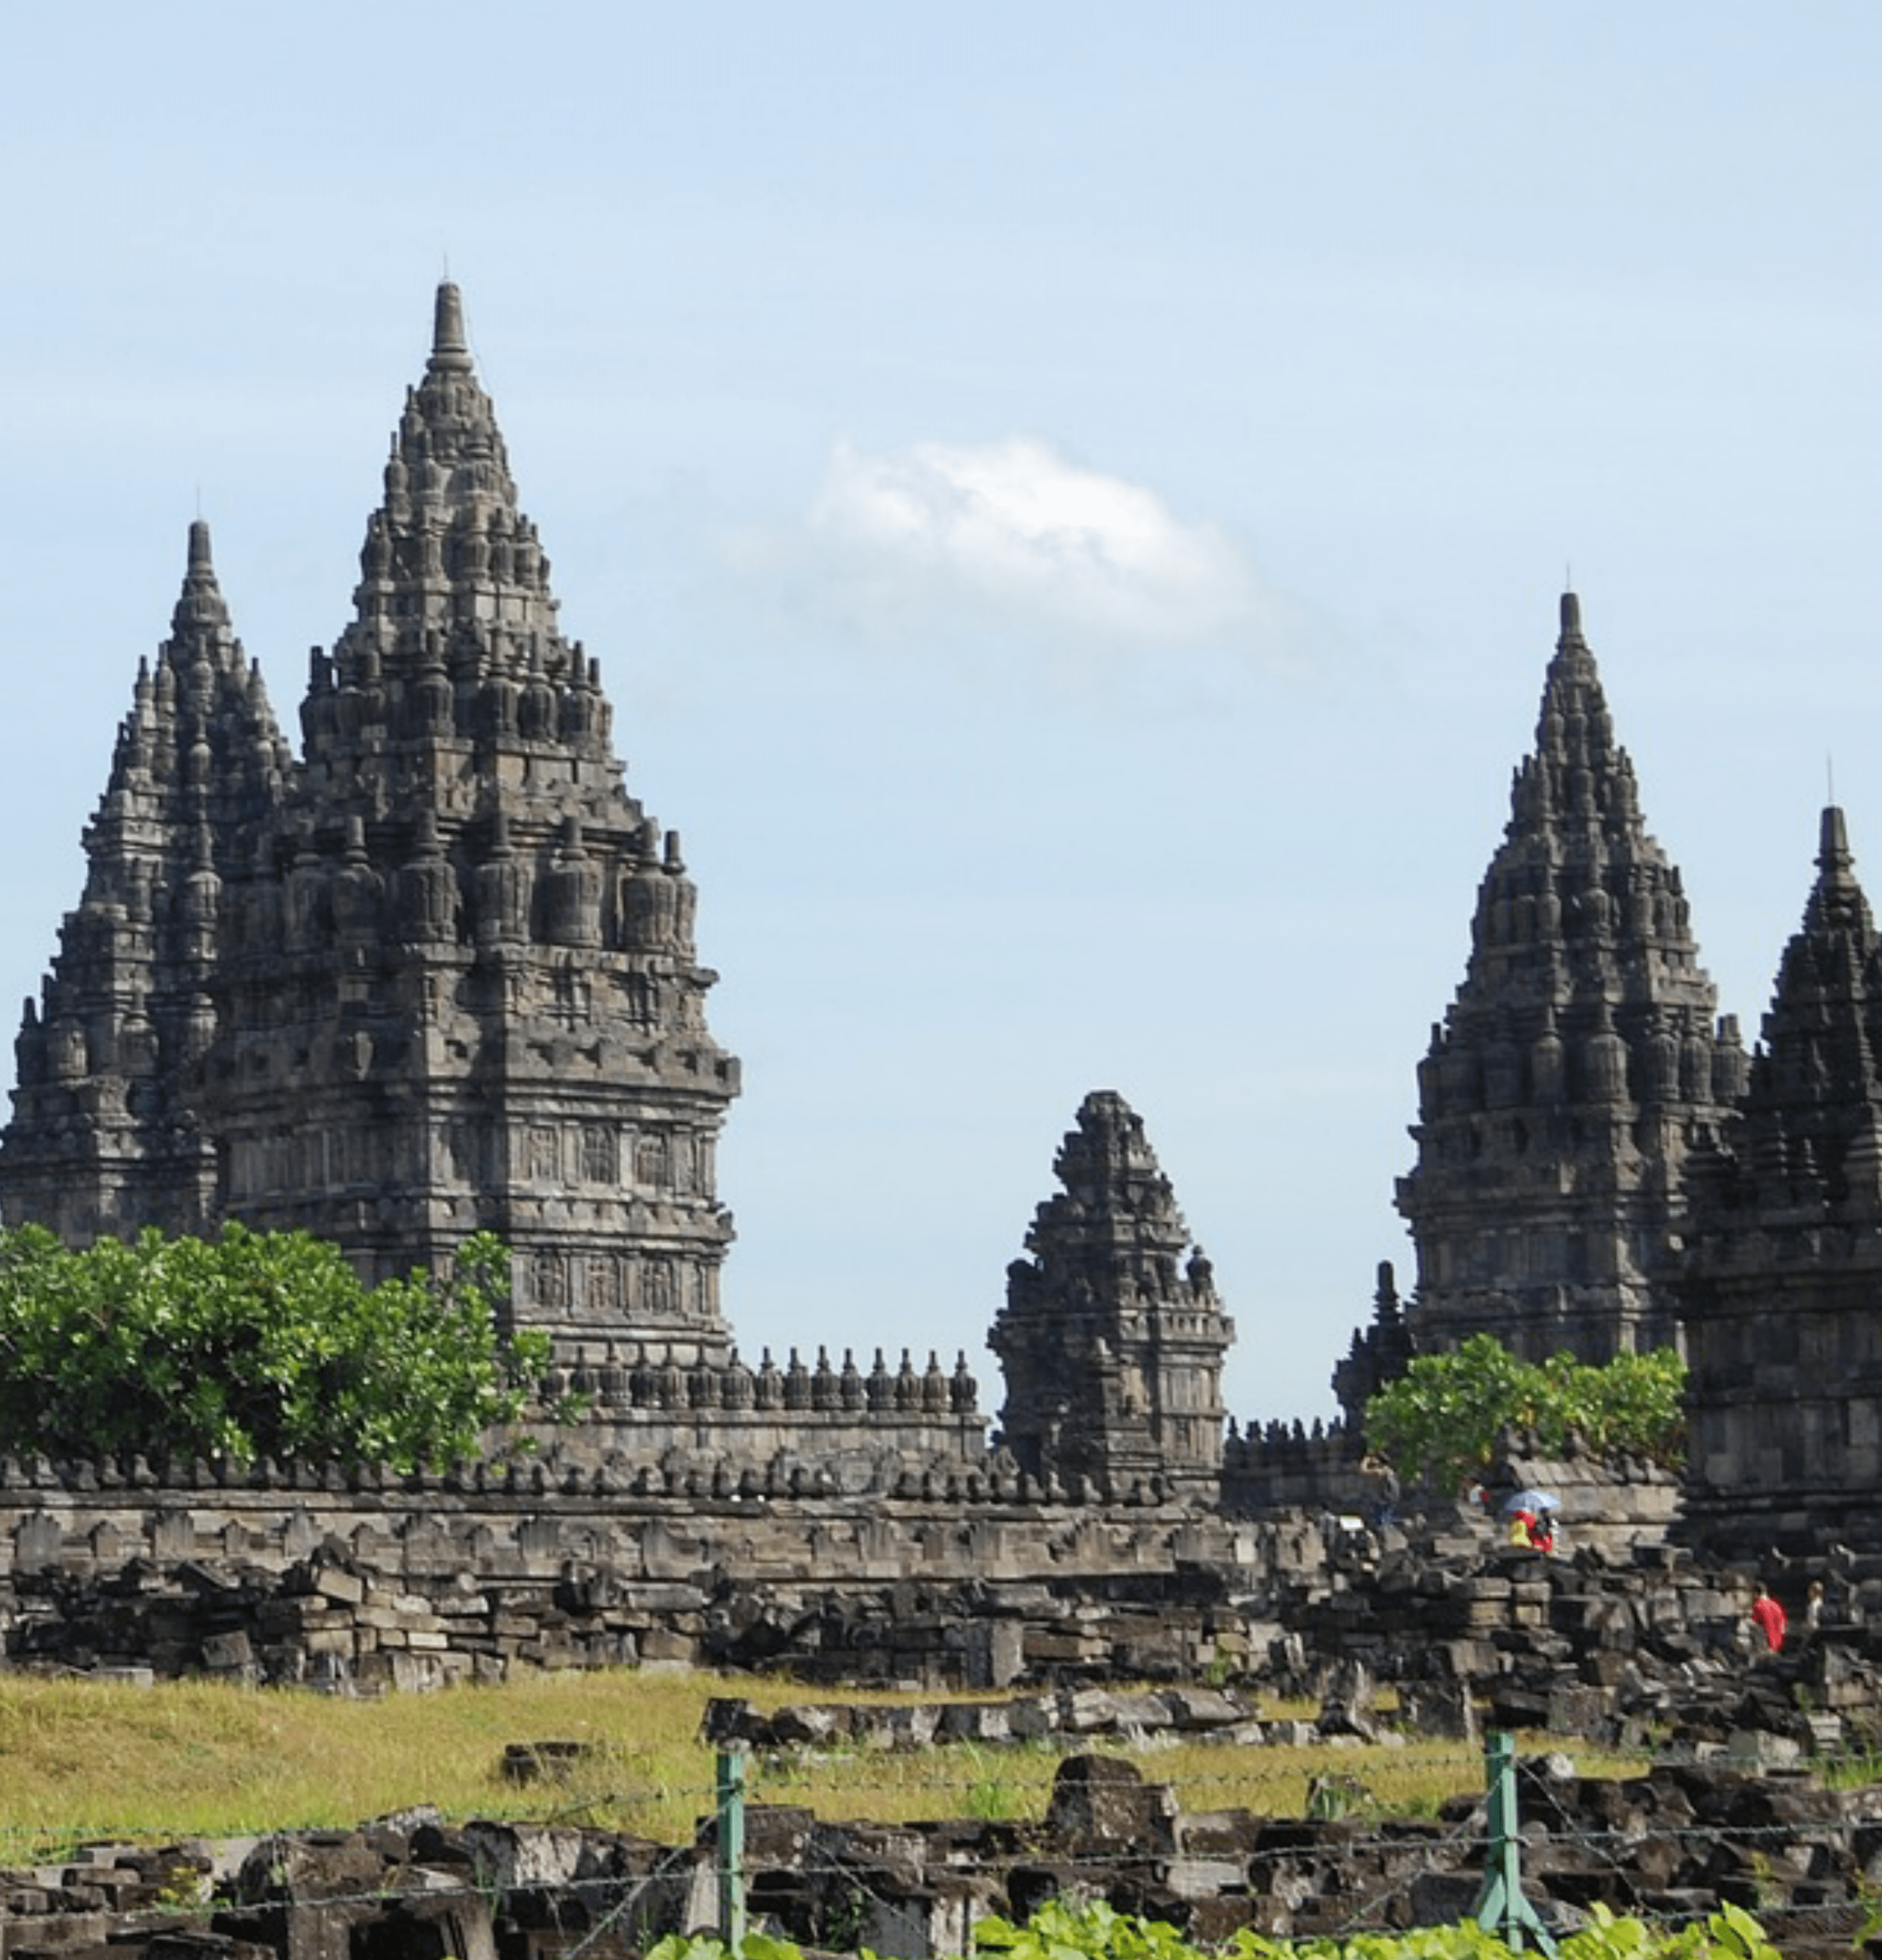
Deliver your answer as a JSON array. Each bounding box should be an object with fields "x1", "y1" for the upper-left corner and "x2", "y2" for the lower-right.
[
  {"x1": 1820, "y1": 803, "x2": 1853, "y2": 877},
  {"x1": 430, "y1": 281, "x2": 473, "y2": 373}
]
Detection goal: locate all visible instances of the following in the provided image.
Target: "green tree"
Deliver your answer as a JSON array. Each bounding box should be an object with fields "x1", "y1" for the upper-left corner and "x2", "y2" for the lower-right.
[
  {"x1": 1364, "y1": 1334, "x2": 1685, "y2": 1492},
  {"x1": 0, "y1": 1223, "x2": 554, "y2": 1469}
]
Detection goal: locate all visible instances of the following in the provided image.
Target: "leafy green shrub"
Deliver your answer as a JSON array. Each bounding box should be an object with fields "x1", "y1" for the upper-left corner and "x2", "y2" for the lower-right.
[
  {"x1": 0, "y1": 1223, "x2": 552, "y2": 1467},
  {"x1": 650, "y1": 1897, "x2": 1784, "y2": 1960},
  {"x1": 1363, "y1": 1335, "x2": 1685, "y2": 1492}
]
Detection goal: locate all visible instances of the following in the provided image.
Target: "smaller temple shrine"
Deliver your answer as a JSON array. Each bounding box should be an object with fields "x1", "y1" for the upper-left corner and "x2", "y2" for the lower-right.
[{"x1": 989, "y1": 1090, "x2": 1233, "y2": 1499}]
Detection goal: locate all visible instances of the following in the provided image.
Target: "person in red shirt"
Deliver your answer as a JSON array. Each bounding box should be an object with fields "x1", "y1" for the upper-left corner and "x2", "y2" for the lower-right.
[{"x1": 1751, "y1": 1584, "x2": 1787, "y2": 1653}]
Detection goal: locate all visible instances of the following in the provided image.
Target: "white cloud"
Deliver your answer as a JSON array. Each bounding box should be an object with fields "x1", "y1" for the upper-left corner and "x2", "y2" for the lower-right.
[{"x1": 728, "y1": 436, "x2": 1322, "y2": 676}]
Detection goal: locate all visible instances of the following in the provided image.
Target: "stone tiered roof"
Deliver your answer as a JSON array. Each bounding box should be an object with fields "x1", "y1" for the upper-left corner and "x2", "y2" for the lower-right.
[{"x1": 1397, "y1": 593, "x2": 1747, "y2": 1363}]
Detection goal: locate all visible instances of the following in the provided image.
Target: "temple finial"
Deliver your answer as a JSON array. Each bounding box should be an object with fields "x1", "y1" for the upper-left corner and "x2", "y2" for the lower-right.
[
  {"x1": 431, "y1": 281, "x2": 473, "y2": 373},
  {"x1": 187, "y1": 518, "x2": 213, "y2": 575},
  {"x1": 1558, "y1": 588, "x2": 1584, "y2": 644}
]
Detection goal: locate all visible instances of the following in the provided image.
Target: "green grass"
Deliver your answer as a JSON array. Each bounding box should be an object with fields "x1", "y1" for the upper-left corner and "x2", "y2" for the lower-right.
[{"x1": 0, "y1": 1671, "x2": 1647, "y2": 1865}]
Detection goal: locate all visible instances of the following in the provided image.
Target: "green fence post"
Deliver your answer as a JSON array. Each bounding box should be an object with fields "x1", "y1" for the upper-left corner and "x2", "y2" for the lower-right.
[
  {"x1": 716, "y1": 1747, "x2": 748, "y2": 1953},
  {"x1": 1471, "y1": 1730, "x2": 1557, "y2": 1956}
]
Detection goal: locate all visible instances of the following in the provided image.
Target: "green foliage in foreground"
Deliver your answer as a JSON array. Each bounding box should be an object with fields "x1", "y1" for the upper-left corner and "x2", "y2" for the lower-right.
[
  {"x1": 0, "y1": 1223, "x2": 551, "y2": 1468},
  {"x1": 1364, "y1": 1334, "x2": 1686, "y2": 1494},
  {"x1": 649, "y1": 1896, "x2": 1781, "y2": 1960}
]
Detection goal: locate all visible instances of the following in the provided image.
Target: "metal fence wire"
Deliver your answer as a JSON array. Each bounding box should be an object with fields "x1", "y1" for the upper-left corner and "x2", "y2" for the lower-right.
[{"x1": 3, "y1": 1735, "x2": 1880, "y2": 1958}]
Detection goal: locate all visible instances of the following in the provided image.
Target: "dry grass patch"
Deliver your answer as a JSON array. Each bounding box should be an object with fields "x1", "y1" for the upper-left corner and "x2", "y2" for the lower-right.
[{"x1": 0, "y1": 1671, "x2": 1643, "y2": 1863}]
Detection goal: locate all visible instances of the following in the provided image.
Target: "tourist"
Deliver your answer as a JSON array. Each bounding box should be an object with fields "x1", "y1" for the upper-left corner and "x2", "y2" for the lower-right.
[
  {"x1": 1751, "y1": 1583, "x2": 1787, "y2": 1653},
  {"x1": 1375, "y1": 1462, "x2": 1400, "y2": 1530}
]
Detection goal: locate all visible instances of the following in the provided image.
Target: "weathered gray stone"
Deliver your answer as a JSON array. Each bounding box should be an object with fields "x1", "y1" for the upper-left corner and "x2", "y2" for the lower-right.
[{"x1": 1044, "y1": 1755, "x2": 1176, "y2": 1853}]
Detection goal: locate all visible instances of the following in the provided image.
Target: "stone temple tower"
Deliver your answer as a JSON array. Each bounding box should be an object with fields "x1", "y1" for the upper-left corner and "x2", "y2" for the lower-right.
[
  {"x1": 1, "y1": 523, "x2": 292, "y2": 1240},
  {"x1": 1682, "y1": 809, "x2": 1882, "y2": 1555},
  {"x1": 1397, "y1": 593, "x2": 1747, "y2": 1364},
  {"x1": 1, "y1": 284, "x2": 742, "y2": 1370},
  {"x1": 990, "y1": 1090, "x2": 1232, "y2": 1499}
]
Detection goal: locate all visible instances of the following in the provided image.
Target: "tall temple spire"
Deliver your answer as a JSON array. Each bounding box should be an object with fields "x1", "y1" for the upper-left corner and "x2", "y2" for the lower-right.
[
  {"x1": 298, "y1": 282, "x2": 601, "y2": 789},
  {"x1": 0, "y1": 524, "x2": 288, "y2": 1240},
  {"x1": 198, "y1": 284, "x2": 741, "y2": 1362},
  {"x1": 1396, "y1": 591, "x2": 1746, "y2": 1364},
  {"x1": 1682, "y1": 808, "x2": 1882, "y2": 1555},
  {"x1": 1706, "y1": 803, "x2": 1881, "y2": 1203},
  {"x1": 4, "y1": 286, "x2": 741, "y2": 1378}
]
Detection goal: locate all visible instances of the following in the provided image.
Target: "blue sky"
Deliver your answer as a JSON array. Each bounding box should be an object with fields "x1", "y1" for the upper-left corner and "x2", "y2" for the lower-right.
[{"x1": 5, "y1": 5, "x2": 1881, "y2": 1422}]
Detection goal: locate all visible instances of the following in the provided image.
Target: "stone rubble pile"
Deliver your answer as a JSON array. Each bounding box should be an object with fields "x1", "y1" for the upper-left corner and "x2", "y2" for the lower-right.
[
  {"x1": 8, "y1": 1752, "x2": 1882, "y2": 1960},
  {"x1": 702, "y1": 1687, "x2": 1267, "y2": 1752},
  {"x1": 0, "y1": 1554, "x2": 1266, "y2": 1693}
]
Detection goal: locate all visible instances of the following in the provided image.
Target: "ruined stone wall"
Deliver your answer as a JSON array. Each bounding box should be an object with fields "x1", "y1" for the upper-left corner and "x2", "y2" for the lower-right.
[
  {"x1": 1219, "y1": 1420, "x2": 1366, "y2": 1516},
  {"x1": 0, "y1": 1448, "x2": 1285, "y2": 1690},
  {"x1": 0, "y1": 1451, "x2": 1258, "y2": 1588},
  {"x1": 0, "y1": 1435, "x2": 1712, "y2": 1693}
]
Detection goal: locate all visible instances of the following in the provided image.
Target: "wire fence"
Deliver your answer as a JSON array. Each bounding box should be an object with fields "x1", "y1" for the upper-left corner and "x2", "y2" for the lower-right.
[{"x1": 3, "y1": 1732, "x2": 1880, "y2": 1955}]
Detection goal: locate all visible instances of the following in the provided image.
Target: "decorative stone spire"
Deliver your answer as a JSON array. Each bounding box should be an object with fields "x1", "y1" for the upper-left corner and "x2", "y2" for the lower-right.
[
  {"x1": 1689, "y1": 806, "x2": 1881, "y2": 1224},
  {"x1": 1682, "y1": 808, "x2": 1882, "y2": 1555},
  {"x1": 1396, "y1": 592, "x2": 1745, "y2": 1364},
  {"x1": 1332, "y1": 1260, "x2": 1415, "y2": 1429},
  {"x1": 306, "y1": 280, "x2": 595, "y2": 779},
  {"x1": 0, "y1": 522, "x2": 288, "y2": 1239},
  {"x1": 989, "y1": 1090, "x2": 1232, "y2": 1499},
  {"x1": 5, "y1": 289, "x2": 741, "y2": 1386},
  {"x1": 195, "y1": 285, "x2": 741, "y2": 1363}
]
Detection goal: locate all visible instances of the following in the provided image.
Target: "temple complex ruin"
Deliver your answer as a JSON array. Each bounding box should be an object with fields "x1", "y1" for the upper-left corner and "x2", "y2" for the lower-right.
[
  {"x1": 0, "y1": 281, "x2": 1874, "y2": 1574},
  {"x1": 0, "y1": 285, "x2": 1244, "y2": 1510}
]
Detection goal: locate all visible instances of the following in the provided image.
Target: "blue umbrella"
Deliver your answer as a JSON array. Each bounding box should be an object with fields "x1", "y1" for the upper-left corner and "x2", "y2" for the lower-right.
[{"x1": 1502, "y1": 1488, "x2": 1561, "y2": 1514}]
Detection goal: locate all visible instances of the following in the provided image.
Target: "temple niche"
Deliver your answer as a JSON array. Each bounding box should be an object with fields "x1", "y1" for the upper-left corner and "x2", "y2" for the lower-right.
[
  {"x1": 990, "y1": 1091, "x2": 1232, "y2": 1501},
  {"x1": 0, "y1": 285, "x2": 742, "y2": 1374},
  {"x1": 1396, "y1": 593, "x2": 1747, "y2": 1367}
]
